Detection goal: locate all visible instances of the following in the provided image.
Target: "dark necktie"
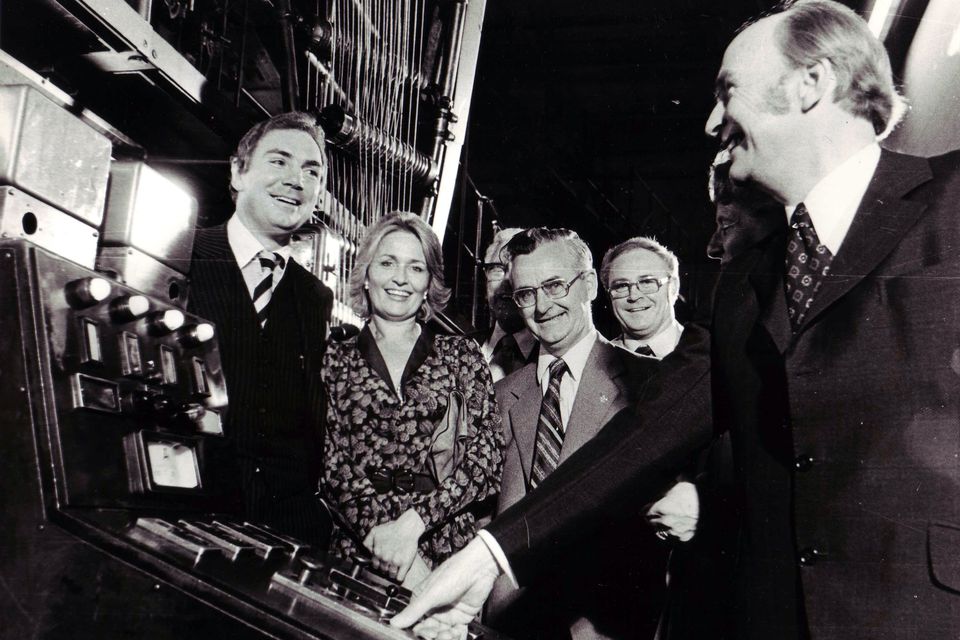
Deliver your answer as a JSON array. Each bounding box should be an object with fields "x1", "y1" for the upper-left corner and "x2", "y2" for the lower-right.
[
  {"x1": 530, "y1": 358, "x2": 568, "y2": 489},
  {"x1": 490, "y1": 333, "x2": 524, "y2": 376},
  {"x1": 252, "y1": 250, "x2": 285, "y2": 328},
  {"x1": 784, "y1": 203, "x2": 833, "y2": 331},
  {"x1": 635, "y1": 344, "x2": 655, "y2": 357}
]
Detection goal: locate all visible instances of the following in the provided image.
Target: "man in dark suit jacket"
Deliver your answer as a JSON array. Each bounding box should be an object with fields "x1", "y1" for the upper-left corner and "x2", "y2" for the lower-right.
[
  {"x1": 487, "y1": 228, "x2": 651, "y2": 640},
  {"x1": 188, "y1": 112, "x2": 333, "y2": 545},
  {"x1": 392, "y1": 2, "x2": 960, "y2": 639}
]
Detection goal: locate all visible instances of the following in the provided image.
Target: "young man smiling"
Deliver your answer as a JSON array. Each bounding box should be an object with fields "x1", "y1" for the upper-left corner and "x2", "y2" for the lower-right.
[{"x1": 188, "y1": 112, "x2": 334, "y2": 546}]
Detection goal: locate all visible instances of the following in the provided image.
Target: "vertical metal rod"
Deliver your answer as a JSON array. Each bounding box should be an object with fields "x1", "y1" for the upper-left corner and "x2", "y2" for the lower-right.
[
  {"x1": 235, "y1": 0, "x2": 250, "y2": 107},
  {"x1": 135, "y1": 0, "x2": 153, "y2": 20},
  {"x1": 276, "y1": 0, "x2": 301, "y2": 110},
  {"x1": 470, "y1": 196, "x2": 483, "y2": 328},
  {"x1": 421, "y1": 0, "x2": 468, "y2": 219}
]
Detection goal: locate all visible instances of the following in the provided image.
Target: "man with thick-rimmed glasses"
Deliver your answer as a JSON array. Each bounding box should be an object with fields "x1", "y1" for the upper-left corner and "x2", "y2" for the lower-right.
[
  {"x1": 485, "y1": 227, "x2": 653, "y2": 640},
  {"x1": 600, "y1": 237, "x2": 683, "y2": 359}
]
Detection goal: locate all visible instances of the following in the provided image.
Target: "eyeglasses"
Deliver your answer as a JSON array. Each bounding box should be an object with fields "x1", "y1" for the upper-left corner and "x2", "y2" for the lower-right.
[
  {"x1": 511, "y1": 271, "x2": 587, "y2": 308},
  {"x1": 482, "y1": 262, "x2": 507, "y2": 279},
  {"x1": 607, "y1": 276, "x2": 670, "y2": 299}
]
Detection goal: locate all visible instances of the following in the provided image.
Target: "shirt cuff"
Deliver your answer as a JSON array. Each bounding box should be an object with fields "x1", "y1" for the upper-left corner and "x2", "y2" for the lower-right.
[{"x1": 477, "y1": 529, "x2": 518, "y2": 588}]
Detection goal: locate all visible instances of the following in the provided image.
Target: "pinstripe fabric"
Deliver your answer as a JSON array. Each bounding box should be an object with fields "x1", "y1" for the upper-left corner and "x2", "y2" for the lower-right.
[
  {"x1": 188, "y1": 223, "x2": 333, "y2": 544},
  {"x1": 529, "y1": 358, "x2": 568, "y2": 489}
]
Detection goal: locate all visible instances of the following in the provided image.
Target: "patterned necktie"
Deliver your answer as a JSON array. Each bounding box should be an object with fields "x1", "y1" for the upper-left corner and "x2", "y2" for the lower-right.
[
  {"x1": 530, "y1": 358, "x2": 569, "y2": 489},
  {"x1": 252, "y1": 250, "x2": 285, "y2": 328},
  {"x1": 635, "y1": 344, "x2": 655, "y2": 357},
  {"x1": 784, "y1": 203, "x2": 833, "y2": 331}
]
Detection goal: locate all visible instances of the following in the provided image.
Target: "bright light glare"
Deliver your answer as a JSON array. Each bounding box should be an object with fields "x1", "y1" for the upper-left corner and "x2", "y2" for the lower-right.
[{"x1": 868, "y1": 0, "x2": 898, "y2": 38}]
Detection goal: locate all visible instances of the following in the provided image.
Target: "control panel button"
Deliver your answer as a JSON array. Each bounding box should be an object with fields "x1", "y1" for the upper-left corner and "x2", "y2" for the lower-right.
[
  {"x1": 109, "y1": 295, "x2": 150, "y2": 322},
  {"x1": 147, "y1": 309, "x2": 185, "y2": 335},
  {"x1": 65, "y1": 277, "x2": 111, "y2": 308},
  {"x1": 177, "y1": 323, "x2": 215, "y2": 348}
]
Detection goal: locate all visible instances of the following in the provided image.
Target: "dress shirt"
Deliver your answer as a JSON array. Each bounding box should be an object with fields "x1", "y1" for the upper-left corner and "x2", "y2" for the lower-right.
[
  {"x1": 612, "y1": 320, "x2": 684, "y2": 359},
  {"x1": 535, "y1": 329, "x2": 597, "y2": 432},
  {"x1": 227, "y1": 215, "x2": 292, "y2": 300},
  {"x1": 482, "y1": 144, "x2": 885, "y2": 592},
  {"x1": 481, "y1": 323, "x2": 538, "y2": 381},
  {"x1": 784, "y1": 142, "x2": 881, "y2": 255}
]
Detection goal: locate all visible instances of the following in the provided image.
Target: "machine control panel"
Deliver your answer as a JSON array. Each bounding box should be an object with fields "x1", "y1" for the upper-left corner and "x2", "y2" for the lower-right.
[{"x1": 1, "y1": 240, "x2": 507, "y2": 639}]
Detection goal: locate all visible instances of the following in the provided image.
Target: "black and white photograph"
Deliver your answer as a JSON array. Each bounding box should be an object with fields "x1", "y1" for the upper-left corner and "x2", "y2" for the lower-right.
[{"x1": 1, "y1": 0, "x2": 958, "y2": 638}]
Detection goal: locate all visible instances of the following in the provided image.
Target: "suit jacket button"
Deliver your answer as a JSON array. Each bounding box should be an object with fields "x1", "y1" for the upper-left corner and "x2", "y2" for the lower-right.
[
  {"x1": 794, "y1": 454, "x2": 814, "y2": 472},
  {"x1": 798, "y1": 547, "x2": 820, "y2": 566}
]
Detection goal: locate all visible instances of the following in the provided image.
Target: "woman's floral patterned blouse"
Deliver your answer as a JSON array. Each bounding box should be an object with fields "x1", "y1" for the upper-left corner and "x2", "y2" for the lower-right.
[{"x1": 321, "y1": 324, "x2": 503, "y2": 566}]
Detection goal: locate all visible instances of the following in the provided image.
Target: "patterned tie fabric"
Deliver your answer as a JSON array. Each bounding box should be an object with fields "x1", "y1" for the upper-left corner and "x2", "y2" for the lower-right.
[
  {"x1": 635, "y1": 344, "x2": 655, "y2": 357},
  {"x1": 530, "y1": 358, "x2": 569, "y2": 489},
  {"x1": 784, "y1": 203, "x2": 833, "y2": 331},
  {"x1": 252, "y1": 250, "x2": 285, "y2": 328}
]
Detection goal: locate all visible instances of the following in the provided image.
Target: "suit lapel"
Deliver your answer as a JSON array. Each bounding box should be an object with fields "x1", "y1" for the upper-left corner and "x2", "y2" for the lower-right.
[
  {"x1": 507, "y1": 366, "x2": 542, "y2": 486},
  {"x1": 561, "y1": 339, "x2": 625, "y2": 461},
  {"x1": 742, "y1": 233, "x2": 793, "y2": 355},
  {"x1": 801, "y1": 151, "x2": 932, "y2": 330}
]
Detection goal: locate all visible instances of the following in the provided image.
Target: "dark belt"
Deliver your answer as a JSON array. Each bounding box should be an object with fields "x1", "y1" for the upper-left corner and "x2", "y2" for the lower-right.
[{"x1": 366, "y1": 466, "x2": 437, "y2": 494}]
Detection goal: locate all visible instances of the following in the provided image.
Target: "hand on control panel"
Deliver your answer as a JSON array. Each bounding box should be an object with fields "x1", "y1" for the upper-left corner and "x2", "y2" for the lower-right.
[
  {"x1": 363, "y1": 508, "x2": 425, "y2": 583},
  {"x1": 390, "y1": 537, "x2": 499, "y2": 638}
]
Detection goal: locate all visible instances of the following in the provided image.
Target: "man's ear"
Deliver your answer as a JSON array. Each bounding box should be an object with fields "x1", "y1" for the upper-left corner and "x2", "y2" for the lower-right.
[
  {"x1": 798, "y1": 58, "x2": 835, "y2": 113},
  {"x1": 585, "y1": 270, "x2": 599, "y2": 302},
  {"x1": 230, "y1": 158, "x2": 245, "y2": 193},
  {"x1": 668, "y1": 276, "x2": 680, "y2": 305}
]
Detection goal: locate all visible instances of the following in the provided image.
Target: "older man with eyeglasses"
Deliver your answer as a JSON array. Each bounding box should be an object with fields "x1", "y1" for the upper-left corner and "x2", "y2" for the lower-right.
[
  {"x1": 484, "y1": 227, "x2": 659, "y2": 640},
  {"x1": 600, "y1": 237, "x2": 684, "y2": 359},
  {"x1": 476, "y1": 227, "x2": 538, "y2": 382}
]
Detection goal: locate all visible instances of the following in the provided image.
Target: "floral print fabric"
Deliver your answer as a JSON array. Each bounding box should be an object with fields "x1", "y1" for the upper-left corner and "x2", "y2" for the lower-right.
[{"x1": 321, "y1": 326, "x2": 503, "y2": 566}]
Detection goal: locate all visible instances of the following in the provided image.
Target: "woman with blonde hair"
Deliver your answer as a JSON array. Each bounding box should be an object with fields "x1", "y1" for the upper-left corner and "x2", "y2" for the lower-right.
[{"x1": 321, "y1": 211, "x2": 502, "y2": 587}]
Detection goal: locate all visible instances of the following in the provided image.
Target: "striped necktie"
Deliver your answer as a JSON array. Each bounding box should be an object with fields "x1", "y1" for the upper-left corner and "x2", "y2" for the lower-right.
[
  {"x1": 530, "y1": 358, "x2": 569, "y2": 489},
  {"x1": 252, "y1": 250, "x2": 285, "y2": 328}
]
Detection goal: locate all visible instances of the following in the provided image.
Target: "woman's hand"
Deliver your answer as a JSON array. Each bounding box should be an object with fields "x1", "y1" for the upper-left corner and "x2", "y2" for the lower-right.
[{"x1": 364, "y1": 508, "x2": 426, "y2": 582}]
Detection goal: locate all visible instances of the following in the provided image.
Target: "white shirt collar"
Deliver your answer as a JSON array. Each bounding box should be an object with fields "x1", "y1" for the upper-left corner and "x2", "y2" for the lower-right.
[
  {"x1": 536, "y1": 328, "x2": 597, "y2": 387},
  {"x1": 784, "y1": 143, "x2": 881, "y2": 255},
  {"x1": 613, "y1": 319, "x2": 683, "y2": 359},
  {"x1": 482, "y1": 324, "x2": 537, "y2": 362},
  {"x1": 226, "y1": 214, "x2": 293, "y2": 269}
]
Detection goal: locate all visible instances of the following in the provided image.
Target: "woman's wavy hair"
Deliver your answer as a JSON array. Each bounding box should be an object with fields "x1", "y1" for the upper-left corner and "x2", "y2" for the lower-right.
[{"x1": 349, "y1": 211, "x2": 451, "y2": 322}]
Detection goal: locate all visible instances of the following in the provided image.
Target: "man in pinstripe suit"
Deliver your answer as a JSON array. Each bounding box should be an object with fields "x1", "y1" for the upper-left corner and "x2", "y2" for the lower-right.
[{"x1": 188, "y1": 112, "x2": 334, "y2": 545}]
